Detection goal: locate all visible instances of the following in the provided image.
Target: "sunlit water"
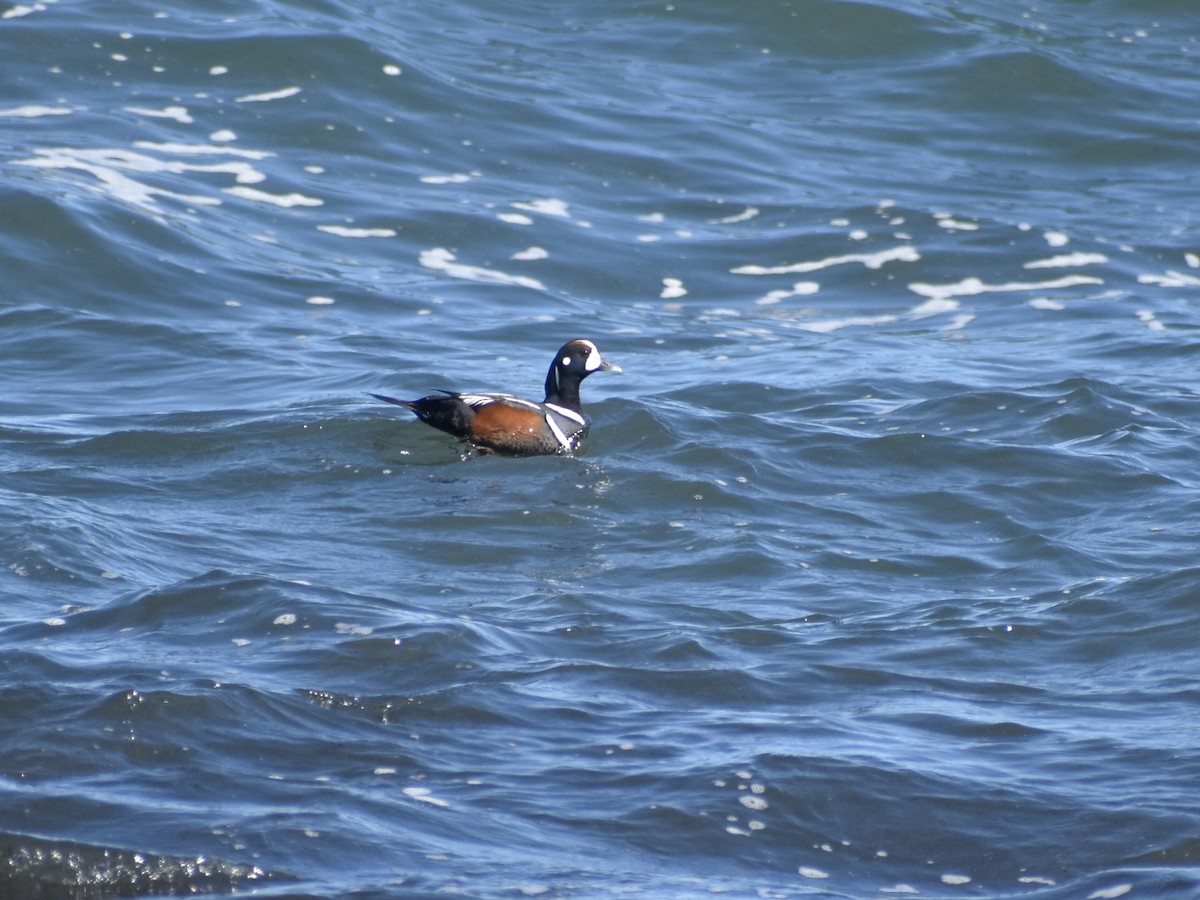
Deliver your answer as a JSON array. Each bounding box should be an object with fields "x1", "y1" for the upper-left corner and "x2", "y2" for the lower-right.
[{"x1": 3, "y1": 1, "x2": 1200, "y2": 897}]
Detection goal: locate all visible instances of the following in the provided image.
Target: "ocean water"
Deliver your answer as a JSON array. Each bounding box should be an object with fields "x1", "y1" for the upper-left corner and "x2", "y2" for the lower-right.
[{"x1": 3, "y1": 0, "x2": 1200, "y2": 897}]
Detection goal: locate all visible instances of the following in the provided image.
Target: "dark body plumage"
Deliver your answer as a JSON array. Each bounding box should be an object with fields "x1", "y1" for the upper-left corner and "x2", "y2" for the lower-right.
[{"x1": 370, "y1": 339, "x2": 618, "y2": 456}]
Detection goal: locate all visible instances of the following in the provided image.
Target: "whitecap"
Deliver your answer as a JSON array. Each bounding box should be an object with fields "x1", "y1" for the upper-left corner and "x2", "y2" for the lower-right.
[
  {"x1": 1136, "y1": 310, "x2": 1165, "y2": 330},
  {"x1": 512, "y1": 198, "x2": 570, "y2": 218},
  {"x1": 755, "y1": 281, "x2": 819, "y2": 305},
  {"x1": 1087, "y1": 884, "x2": 1131, "y2": 900},
  {"x1": 224, "y1": 186, "x2": 323, "y2": 207},
  {"x1": 0, "y1": 105, "x2": 73, "y2": 117},
  {"x1": 420, "y1": 172, "x2": 473, "y2": 184},
  {"x1": 15, "y1": 147, "x2": 222, "y2": 208},
  {"x1": 909, "y1": 297, "x2": 959, "y2": 317},
  {"x1": 1024, "y1": 252, "x2": 1108, "y2": 269},
  {"x1": 1138, "y1": 270, "x2": 1200, "y2": 287},
  {"x1": 403, "y1": 787, "x2": 450, "y2": 808},
  {"x1": 800, "y1": 315, "x2": 898, "y2": 333},
  {"x1": 419, "y1": 247, "x2": 544, "y2": 290},
  {"x1": 235, "y1": 86, "x2": 301, "y2": 103},
  {"x1": 124, "y1": 105, "x2": 192, "y2": 124},
  {"x1": 935, "y1": 214, "x2": 978, "y2": 231},
  {"x1": 132, "y1": 141, "x2": 273, "y2": 159},
  {"x1": 317, "y1": 225, "x2": 397, "y2": 238},
  {"x1": 908, "y1": 274, "x2": 1103, "y2": 302},
  {"x1": 731, "y1": 245, "x2": 918, "y2": 275},
  {"x1": 710, "y1": 206, "x2": 759, "y2": 224},
  {"x1": 660, "y1": 278, "x2": 687, "y2": 299}
]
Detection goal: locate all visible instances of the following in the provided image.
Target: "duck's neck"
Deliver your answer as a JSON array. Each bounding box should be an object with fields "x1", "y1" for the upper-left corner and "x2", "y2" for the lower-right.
[{"x1": 544, "y1": 364, "x2": 583, "y2": 411}]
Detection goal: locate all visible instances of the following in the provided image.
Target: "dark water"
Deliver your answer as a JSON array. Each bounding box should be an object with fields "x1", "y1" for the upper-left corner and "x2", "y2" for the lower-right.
[{"x1": 3, "y1": 0, "x2": 1200, "y2": 897}]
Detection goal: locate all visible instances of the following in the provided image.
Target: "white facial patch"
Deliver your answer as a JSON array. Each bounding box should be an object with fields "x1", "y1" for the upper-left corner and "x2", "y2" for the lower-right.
[{"x1": 580, "y1": 340, "x2": 603, "y2": 372}]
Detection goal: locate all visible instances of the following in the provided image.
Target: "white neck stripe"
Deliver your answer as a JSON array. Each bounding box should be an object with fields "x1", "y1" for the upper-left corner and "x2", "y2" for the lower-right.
[
  {"x1": 544, "y1": 413, "x2": 572, "y2": 449},
  {"x1": 544, "y1": 402, "x2": 586, "y2": 425}
]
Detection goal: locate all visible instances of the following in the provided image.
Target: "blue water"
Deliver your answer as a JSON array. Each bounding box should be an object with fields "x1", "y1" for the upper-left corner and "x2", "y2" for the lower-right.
[{"x1": 3, "y1": 1, "x2": 1200, "y2": 897}]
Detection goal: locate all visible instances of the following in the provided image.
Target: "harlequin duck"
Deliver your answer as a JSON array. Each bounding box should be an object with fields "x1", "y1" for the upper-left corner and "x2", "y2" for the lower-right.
[{"x1": 370, "y1": 339, "x2": 619, "y2": 456}]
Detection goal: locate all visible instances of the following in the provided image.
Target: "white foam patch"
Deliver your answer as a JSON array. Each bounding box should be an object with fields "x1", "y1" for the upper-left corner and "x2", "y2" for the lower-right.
[
  {"x1": 1024, "y1": 252, "x2": 1108, "y2": 269},
  {"x1": 731, "y1": 245, "x2": 918, "y2": 275},
  {"x1": 306, "y1": 296, "x2": 335, "y2": 305},
  {"x1": 909, "y1": 297, "x2": 959, "y2": 317},
  {"x1": 124, "y1": 105, "x2": 192, "y2": 123},
  {"x1": 0, "y1": 105, "x2": 73, "y2": 117},
  {"x1": 132, "y1": 141, "x2": 273, "y2": 159},
  {"x1": 935, "y1": 214, "x2": 978, "y2": 231},
  {"x1": 512, "y1": 198, "x2": 570, "y2": 218},
  {"x1": 318, "y1": 225, "x2": 397, "y2": 238},
  {"x1": 225, "y1": 186, "x2": 322, "y2": 207},
  {"x1": 1030, "y1": 297, "x2": 1064, "y2": 310},
  {"x1": 798, "y1": 867, "x2": 829, "y2": 880},
  {"x1": 755, "y1": 281, "x2": 819, "y2": 305},
  {"x1": 908, "y1": 274, "x2": 1103, "y2": 302},
  {"x1": 497, "y1": 212, "x2": 533, "y2": 225},
  {"x1": 236, "y1": 86, "x2": 301, "y2": 103},
  {"x1": 661, "y1": 277, "x2": 687, "y2": 299},
  {"x1": 1136, "y1": 309, "x2": 1165, "y2": 330},
  {"x1": 511, "y1": 246, "x2": 547, "y2": 260},
  {"x1": 419, "y1": 247, "x2": 545, "y2": 290},
  {"x1": 3, "y1": 0, "x2": 57, "y2": 18},
  {"x1": 15, "y1": 147, "x2": 227, "y2": 208},
  {"x1": 403, "y1": 787, "x2": 450, "y2": 808},
  {"x1": 800, "y1": 315, "x2": 898, "y2": 334},
  {"x1": 1045, "y1": 230, "x2": 1070, "y2": 247},
  {"x1": 941, "y1": 874, "x2": 971, "y2": 885},
  {"x1": 420, "y1": 172, "x2": 473, "y2": 184},
  {"x1": 711, "y1": 206, "x2": 759, "y2": 224},
  {"x1": 1087, "y1": 885, "x2": 1131, "y2": 900},
  {"x1": 1139, "y1": 270, "x2": 1200, "y2": 287}
]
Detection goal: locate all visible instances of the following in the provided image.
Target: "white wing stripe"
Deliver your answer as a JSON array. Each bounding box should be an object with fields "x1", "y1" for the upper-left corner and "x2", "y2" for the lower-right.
[{"x1": 459, "y1": 392, "x2": 542, "y2": 411}]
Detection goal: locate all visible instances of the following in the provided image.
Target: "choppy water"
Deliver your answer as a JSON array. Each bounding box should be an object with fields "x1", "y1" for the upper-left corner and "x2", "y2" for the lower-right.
[{"x1": 3, "y1": 1, "x2": 1200, "y2": 897}]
